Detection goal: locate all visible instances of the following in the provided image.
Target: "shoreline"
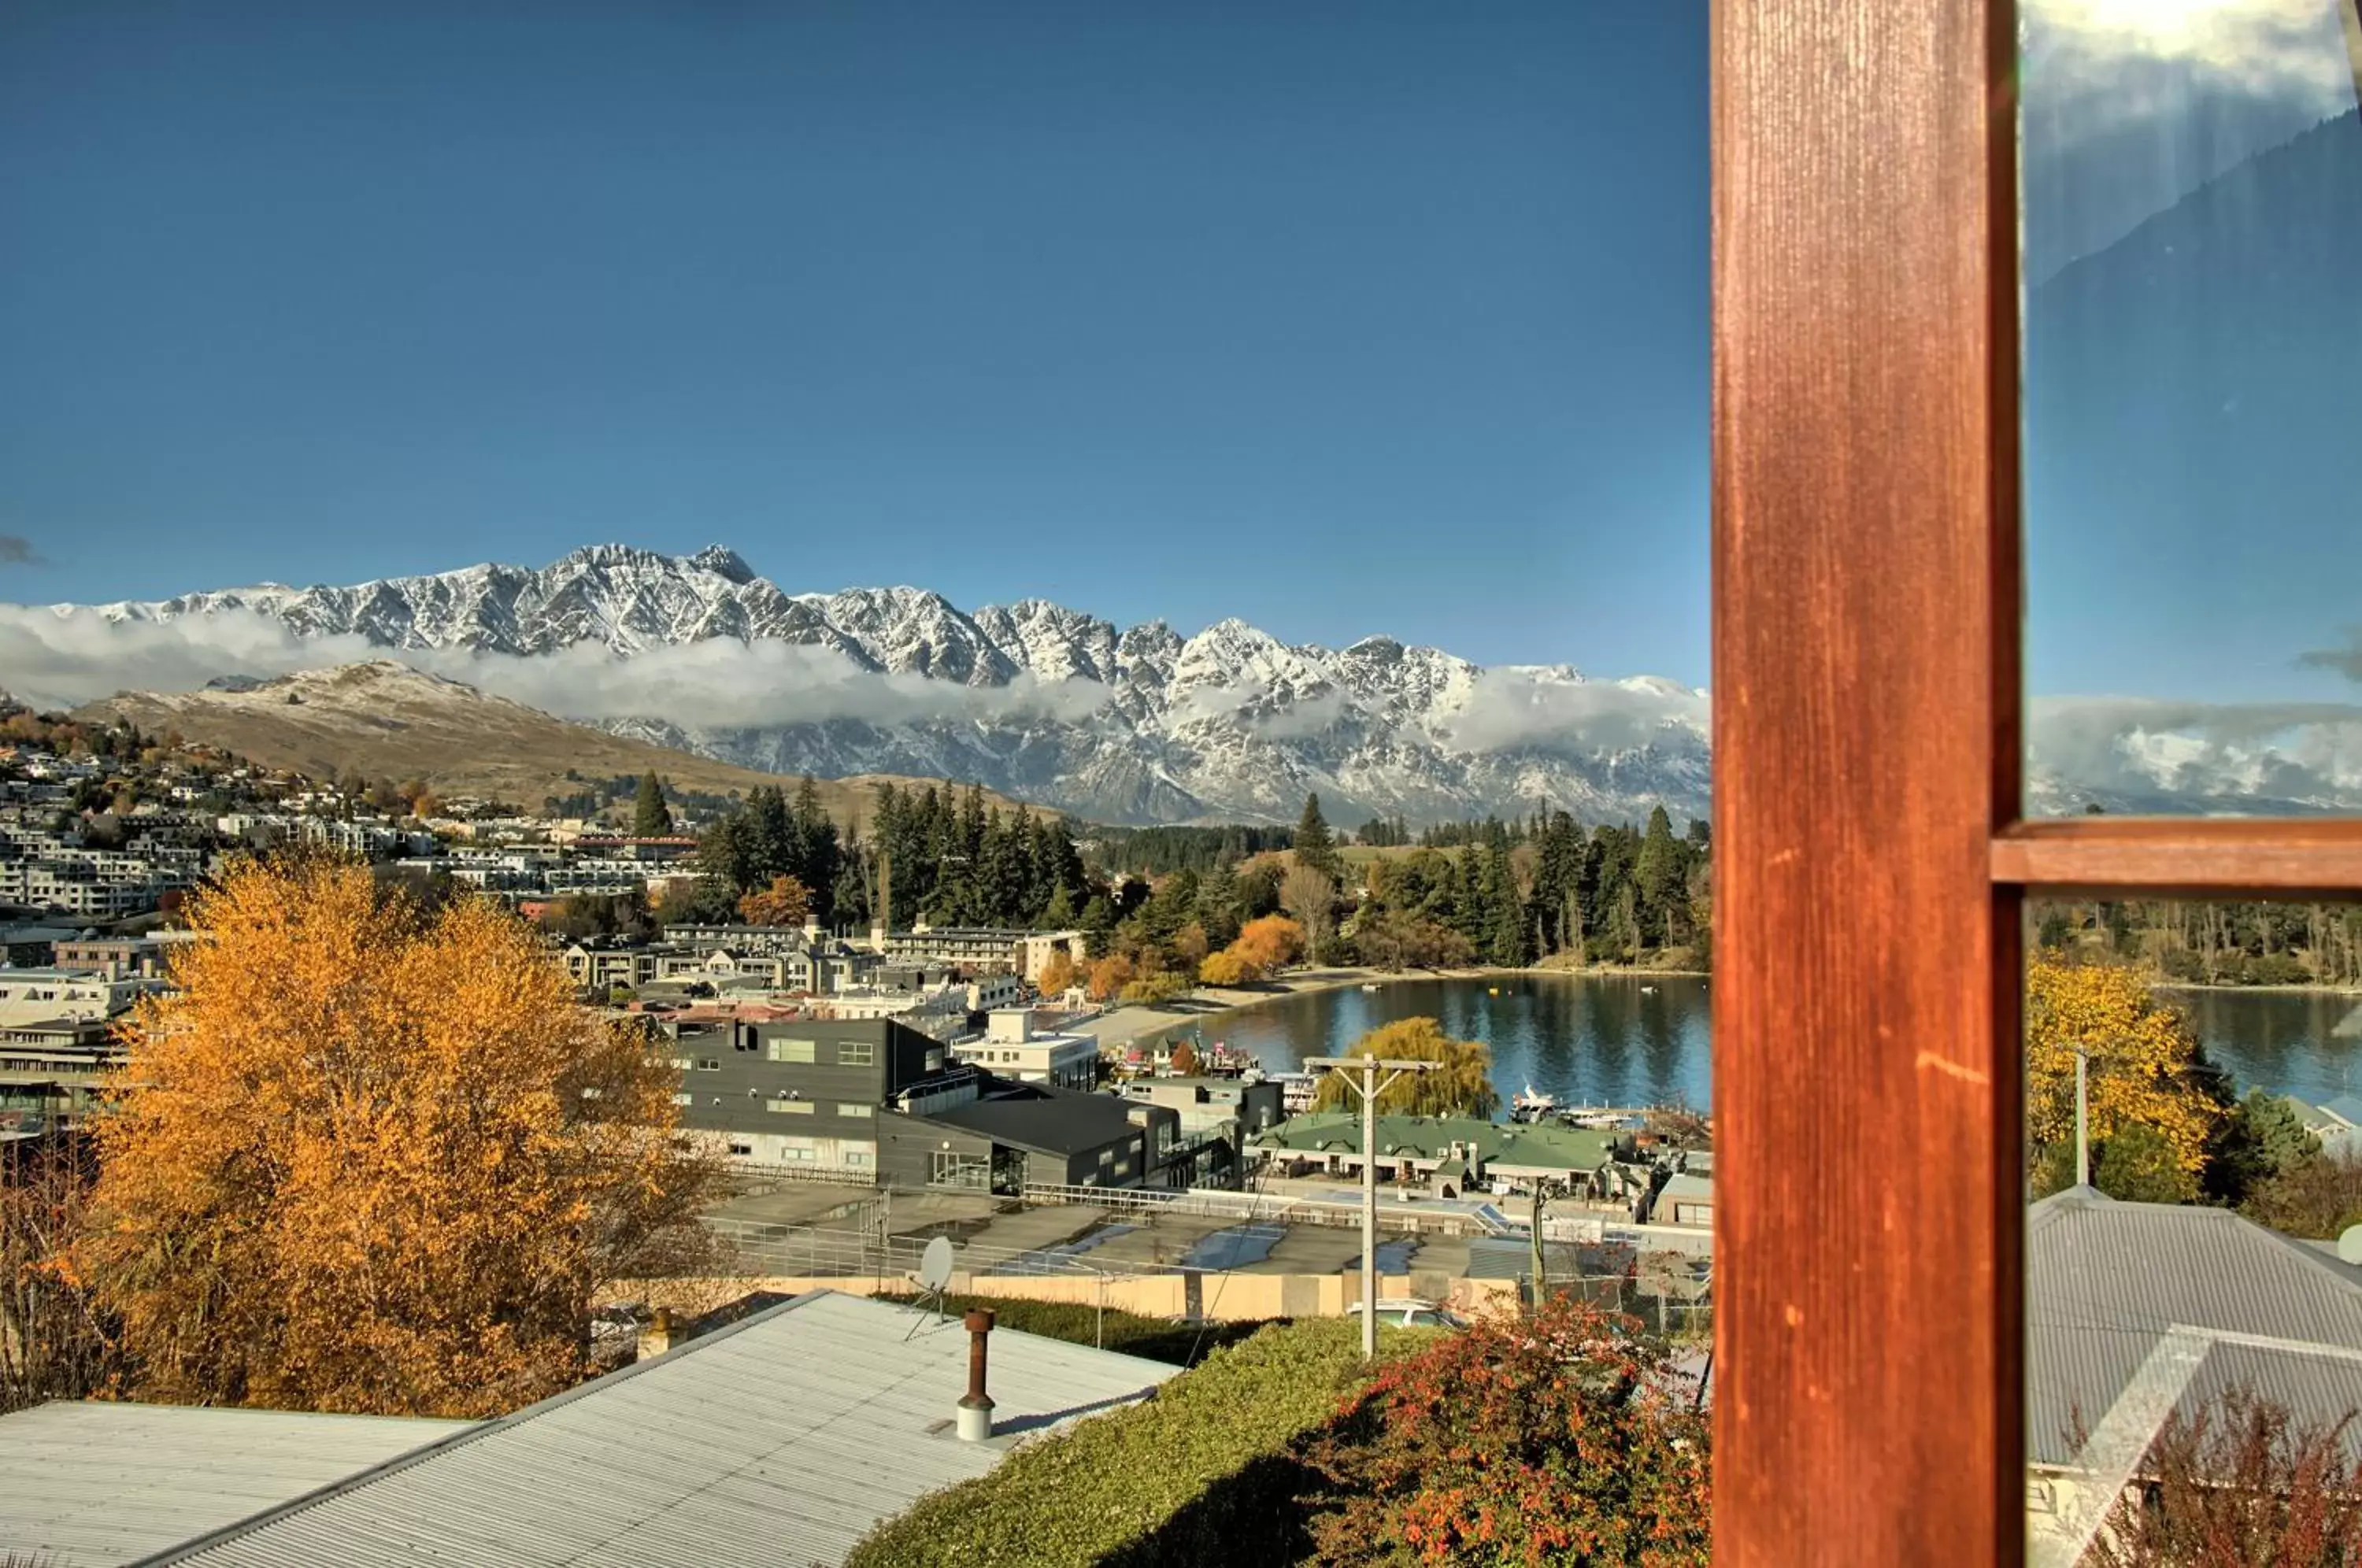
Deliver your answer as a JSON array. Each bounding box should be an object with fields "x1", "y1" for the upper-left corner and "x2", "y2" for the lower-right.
[
  {"x1": 2154, "y1": 981, "x2": 2362, "y2": 998},
  {"x1": 1066, "y1": 962, "x2": 1709, "y2": 1052}
]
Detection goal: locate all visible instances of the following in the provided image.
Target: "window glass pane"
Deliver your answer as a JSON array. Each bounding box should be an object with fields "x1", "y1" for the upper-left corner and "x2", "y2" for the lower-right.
[
  {"x1": 767, "y1": 1038, "x2": 816, "y2": 1064},
  {"x1": 2023, "y1": 0, "x2": 2362, "y2": 815},
  {"x1": 2023, "y1": 897, "x2": 2362, "y2": 1557}
]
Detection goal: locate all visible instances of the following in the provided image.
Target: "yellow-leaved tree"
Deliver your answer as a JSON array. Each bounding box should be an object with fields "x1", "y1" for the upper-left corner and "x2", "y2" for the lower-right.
[
  {"x1": 2025, "y1": 956, "x2": 2224, "y2": 1185},
  {"x1": 1311, "y1": 1017, "x2": 1498, "y2": 1119},
  {"x1": 81, "y1": 856, "x2": 721, "y2": 1418}
]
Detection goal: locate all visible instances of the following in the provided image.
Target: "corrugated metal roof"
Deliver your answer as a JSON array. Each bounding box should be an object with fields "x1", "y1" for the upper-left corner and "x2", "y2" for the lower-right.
[
  {"x1": 0, "y1": 1401, "x2": 472, "y2": 1568},
  {"x1": 2027, "y1": 1188, "x2": 2362, "y2": 1466},
  {"x1": 139, "y1": 1290, "x2": 1177, "y2": 1568}
]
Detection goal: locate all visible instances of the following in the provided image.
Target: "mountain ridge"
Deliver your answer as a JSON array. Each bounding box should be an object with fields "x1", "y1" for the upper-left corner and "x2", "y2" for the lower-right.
[{"x1": 54, "y1": 546, "x2": 1713, "y2": 827}]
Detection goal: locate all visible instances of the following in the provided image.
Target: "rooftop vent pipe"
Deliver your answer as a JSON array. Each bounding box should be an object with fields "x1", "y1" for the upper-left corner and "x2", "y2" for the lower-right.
[{"x1": 957, "y1": 1307, "x2": 997, "y2": 1441}]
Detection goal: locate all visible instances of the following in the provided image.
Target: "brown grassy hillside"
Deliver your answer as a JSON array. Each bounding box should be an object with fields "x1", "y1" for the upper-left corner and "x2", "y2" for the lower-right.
[{"x1": 76, "y1": 661, "x2": 1048, "y2": 828}]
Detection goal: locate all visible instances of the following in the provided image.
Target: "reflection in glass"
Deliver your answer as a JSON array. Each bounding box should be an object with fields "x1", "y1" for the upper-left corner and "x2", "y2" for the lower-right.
[
  {"x1": 2023, "y1": 0, "x2": 2362, "y2": 816},
  {"x1": 2022, "y1": 897, "x2": 2362, "y2": 1562}
]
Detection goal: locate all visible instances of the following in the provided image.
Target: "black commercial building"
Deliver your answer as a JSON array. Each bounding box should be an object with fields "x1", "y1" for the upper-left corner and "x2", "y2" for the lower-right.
[{"x1": 664, "y1": 1013, "x2": 1177, "y2": 1193}]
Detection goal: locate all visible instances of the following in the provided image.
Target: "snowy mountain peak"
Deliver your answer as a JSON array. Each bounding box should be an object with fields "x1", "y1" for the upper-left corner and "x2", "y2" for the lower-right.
[{"x1": 42, "y1": 544, "x2": 1714, "y2": 826}]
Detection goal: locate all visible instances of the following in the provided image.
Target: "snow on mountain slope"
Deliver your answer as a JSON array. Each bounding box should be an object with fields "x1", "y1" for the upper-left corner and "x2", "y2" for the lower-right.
[{"x1": 45, "y1": 544, "x2": 1712, "y2": 826}]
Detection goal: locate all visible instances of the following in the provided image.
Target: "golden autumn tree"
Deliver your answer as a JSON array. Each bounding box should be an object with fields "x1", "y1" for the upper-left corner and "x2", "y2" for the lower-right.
[
  {"x1": 1087, "y1": 954, "x2": 1135, "y2": 1002},
  {"x1": 2026, "y1": 956, "x2": 2225, "y2": 1187},
  {"x1": 736, "y1": 873, "x2": 811, "y2": 929},
  {"x1": 1311, "y1": 1017, "x2": 1499, "y2": 1119},
  {"x1": 80, "y1": 856, "x2": 721, "y2": 1418},
  {"x1": 1036, "y1": 950, "x2": 1078, "y2": 998}
]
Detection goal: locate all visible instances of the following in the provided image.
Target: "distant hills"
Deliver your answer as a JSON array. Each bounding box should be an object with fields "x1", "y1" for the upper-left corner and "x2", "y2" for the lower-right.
[{"x1": 74, "y1": 661, "x2": 1045, "y2": 826}]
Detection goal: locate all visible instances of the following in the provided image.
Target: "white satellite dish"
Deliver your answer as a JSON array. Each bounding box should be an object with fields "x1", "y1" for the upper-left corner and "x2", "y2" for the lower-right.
[
  {"x1": 919, "y1": 1235, "x2": 956, "y2": 1292},
  {"x1": 2339, "y1": 1224, "x2": 2362, "y2": 1267}
]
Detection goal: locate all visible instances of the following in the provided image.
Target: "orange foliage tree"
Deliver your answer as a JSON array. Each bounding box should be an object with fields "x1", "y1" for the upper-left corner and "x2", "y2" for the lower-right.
[
  {"x1": 80, "y1": 856, "x2": 721, "y2": 1418},
  {"x1": 1201, "y1": 914, "x2": 1305, "y2": 986},
  {"x1": 737, "y1": 873, "x2": 812, "y2": 928},
  {"x1": 1087, "y1": 954, "x2": 1136, "y2": 1001},
  {"x1": 1037, "y1": 950, "x2": 1079, "y2": 998}
]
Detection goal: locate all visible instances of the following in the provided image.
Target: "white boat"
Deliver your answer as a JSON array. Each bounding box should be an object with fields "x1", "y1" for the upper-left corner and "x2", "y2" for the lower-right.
[
  {"x1": 1641, "y1": 984, "x2": 1660, "y2": 994},
  {"x1": 1511, "y1": 1085, "x2": 1558, "y2": 1121},
  {"x1": 1360, "y1": 982, "x2": 1382, "y2": 993}
]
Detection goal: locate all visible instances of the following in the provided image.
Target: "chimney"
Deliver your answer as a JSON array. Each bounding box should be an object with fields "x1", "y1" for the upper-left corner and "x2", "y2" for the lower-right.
[
  {"x1": 956, "y1": 1307, "x2": 997, "y2": 1441},
  {"x1": 637, "y1": 1307, "x2": 675, "y2": 1362}
]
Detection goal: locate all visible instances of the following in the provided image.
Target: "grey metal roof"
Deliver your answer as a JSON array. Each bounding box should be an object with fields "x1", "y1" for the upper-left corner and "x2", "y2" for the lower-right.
[
  {"x1": 2027, "y1": 1188, "x2": 2362, "y2": 1466},
  {"x1": 140, "y1": 1290, "x2": 1178, "y2": 1568},
  {"x1": 0, "y1": 1401, "x2": 472, "y2": 1568}
]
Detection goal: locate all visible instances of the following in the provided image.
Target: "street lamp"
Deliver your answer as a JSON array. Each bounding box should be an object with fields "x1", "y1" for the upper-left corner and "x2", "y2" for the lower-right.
[{"x1": 1302, "y1": 1053, "x2": 1440, "y2": 1360}]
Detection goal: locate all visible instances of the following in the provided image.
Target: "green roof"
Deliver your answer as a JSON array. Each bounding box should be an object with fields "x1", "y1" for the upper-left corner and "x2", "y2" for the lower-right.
[{"x1": 1248, "y1": 1112, "x2": 1614, "y2": 1173}]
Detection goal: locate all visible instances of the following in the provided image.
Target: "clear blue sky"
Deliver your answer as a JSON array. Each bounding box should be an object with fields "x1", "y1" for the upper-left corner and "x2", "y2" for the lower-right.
[{"x1": 0, "y1": 2, "x2": 1710, "y2": 679}]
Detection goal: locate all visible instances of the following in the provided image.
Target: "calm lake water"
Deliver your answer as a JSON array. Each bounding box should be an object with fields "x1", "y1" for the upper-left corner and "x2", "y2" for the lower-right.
[
  {"x1": 1185, "y1": 974, "x2": 1716, "y2": 1111},
  {"x1": 1159, "y1": 975, "x2": 2362, "y2": 1112}
]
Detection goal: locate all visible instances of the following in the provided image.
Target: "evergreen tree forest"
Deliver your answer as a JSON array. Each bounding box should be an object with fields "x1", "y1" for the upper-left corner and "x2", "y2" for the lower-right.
[
  {"x1": 671, "y1": 778, "x2": 1089, "y2": 935},
  {"x1": 2031, "y1": 897, "x2": 2362, "y2": 988},
  {"x1": 1345, "y1": 804, "x2": 1712, "y2": 971}
]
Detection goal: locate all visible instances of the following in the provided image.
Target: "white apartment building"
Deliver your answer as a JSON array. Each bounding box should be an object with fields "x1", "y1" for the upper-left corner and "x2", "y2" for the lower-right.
[
  {"x1": 0, "y1": 969, "x2": 158, "y2": 1029},
  {"x1": 949, "y1": 1008, "x2": 1101, "y2": 1090}
]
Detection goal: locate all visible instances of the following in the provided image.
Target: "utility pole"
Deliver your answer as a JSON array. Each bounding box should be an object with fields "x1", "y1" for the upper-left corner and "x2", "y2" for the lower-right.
[
  {"x1": 1529, "y1": 1177, "x2": 1552, "y2": 1307},
  {"x1": 1305, "y1": 1053, "x2": 1439, "y2": 1360}
]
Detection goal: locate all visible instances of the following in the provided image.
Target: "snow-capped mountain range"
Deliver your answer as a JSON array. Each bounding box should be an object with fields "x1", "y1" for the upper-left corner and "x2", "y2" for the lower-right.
[{"x1": 54, "y1": 544, "x2": 1715, "y2": 827}]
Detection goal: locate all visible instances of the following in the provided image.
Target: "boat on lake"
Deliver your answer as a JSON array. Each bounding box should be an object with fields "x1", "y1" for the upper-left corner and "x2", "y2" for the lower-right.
[{"x1": 1511, "y1": 1084, "x2": 1559, "y2": 1122}]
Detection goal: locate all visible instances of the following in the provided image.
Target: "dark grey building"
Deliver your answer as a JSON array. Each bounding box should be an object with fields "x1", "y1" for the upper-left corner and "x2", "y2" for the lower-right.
[{"x1": 663, "y1": 1014, "x2": 1179, "y2": 1193}]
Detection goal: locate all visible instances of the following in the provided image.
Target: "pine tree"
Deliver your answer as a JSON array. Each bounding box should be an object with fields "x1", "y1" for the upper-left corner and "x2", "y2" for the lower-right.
[
  {"x1": 1294, "y1": 793, "x2": 1342, "y2": 882},
  {"x1": 1635, "y1": 805, "x2": 1682, "y2": 941},
  {"x1": 790, "y1": 776, "x2": 839, "y2": 923},
  {"x1": 746, "y1": 786, "x2": 799, "y2": 887},
  {"x1": 631, "y1": 772, "x2": 674, "y2": 838}
]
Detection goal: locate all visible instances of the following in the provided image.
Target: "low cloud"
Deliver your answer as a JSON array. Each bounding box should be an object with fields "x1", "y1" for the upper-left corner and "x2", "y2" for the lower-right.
[
  {"x1": 2026, "y1": 0, "x2": 2356, "y2": 120},
  {"x1": 1440, "y1": 670, "x2": 1709, "y2": 757},
  {"x1": 2297, "y1": 627, "x2": 2362, "y2": 682},
  {"x1": 0, "y1": 605, "x2": 1113, "y2": 729},
  {"x1": 0, "y1": 536, "x2": 39, "y2": 566},
  {"x1": 2027, "y1": 694, "x2": 2362, "y2": 807}
]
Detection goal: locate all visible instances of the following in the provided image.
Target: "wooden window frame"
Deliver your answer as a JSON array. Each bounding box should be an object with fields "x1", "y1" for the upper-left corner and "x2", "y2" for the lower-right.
[{"x1": 1712, "y1": 1, "x2": 2362, "y2": 1562}]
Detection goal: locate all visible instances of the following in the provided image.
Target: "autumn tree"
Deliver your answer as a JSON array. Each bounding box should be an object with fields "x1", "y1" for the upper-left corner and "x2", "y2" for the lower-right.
[
  {"x1": 1234, "y1": 913, "x2": 1305, "y2": 972},
  {"x1": 1, "y1": 1134, "x2": 108, "y2": 1415},
  {"x1": 2025, "y1": 956, "x2": 2227, "y2": 1193},
  {"x1": 79, "y1": 856, "x2": 721, "y2": 1418},
  {"x1": 1037, "y1": 950, "x2": 1078, "y2": 998},
  {"x1": 1298, "y1": 1292, "x2": 1711, "y2": 1566},
  {"x1": 1279, "y1": 864, "x2": 1338, "y2": 963},
  {"x1": 736, "y1": 873, "x2": 812, "y2": 929},
  {"x1": 1087, "y1": 954, "x2": 1137, "y2": 1002},
  {"x1": 1168, "y1": 1041, "x2": 1200, "y2": 1076},
  {"x1": 1312, "y1": 1017, "x2": 1499, "y2": 1119}
]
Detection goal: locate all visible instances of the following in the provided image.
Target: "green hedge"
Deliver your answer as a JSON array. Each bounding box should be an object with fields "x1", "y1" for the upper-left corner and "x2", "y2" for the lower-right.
[
  {"x1": 846, "y1": 1318, "x2": 1430, "y2": 1568},
  {"x1": 871, "y1": 1292, "x2": 1268, "y2": 1366}
]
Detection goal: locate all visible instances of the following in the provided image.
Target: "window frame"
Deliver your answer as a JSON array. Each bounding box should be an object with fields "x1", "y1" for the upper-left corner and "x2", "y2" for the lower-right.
[{"x1": 1714, "y1": 2, "x2": 2362, "y2": 1561}]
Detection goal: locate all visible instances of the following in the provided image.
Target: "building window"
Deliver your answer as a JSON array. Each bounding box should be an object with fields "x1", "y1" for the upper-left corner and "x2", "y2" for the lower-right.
[
  {"x1": 768, "y1": 1038, "x2": 816, "y2": 1063},
  {"x1": 838, "y1": 1103, "x2": 873, "y2": 1119},
  {"x1": 838, "y1": 1041, "x2": 874, "y2": 1067},
  {"x1": 698, "y1": 1059, "x2": 720, "y2": 1071},
  {"x1": 1098, "y1": 1148, "x2": 1115, "y2": 1167},
  {"x1": 768, "y1": 1097, "x2": 813, "y2": 1115},
  {"x1": 727, "y1": 1142, "x2": 753, "y2": 1157},
  {"x1": 670, "y1": 1093, "x2": 692, "y2": 1107},
  {"x1": 846, "y1": 1149, "x2": 873, "y2": 1167},
  {"x1": 670, "y1": 1056, "x2": 694, "y2": 1070},
  {"x1": 925, "y1": 1049, "x2": 945, "y2": 1073}
]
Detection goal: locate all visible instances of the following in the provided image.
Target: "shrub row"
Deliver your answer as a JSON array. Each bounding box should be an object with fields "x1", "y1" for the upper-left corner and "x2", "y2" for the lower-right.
[{"x1": 846, "y1": 1318, "x2": 1427, "y2": 1568}]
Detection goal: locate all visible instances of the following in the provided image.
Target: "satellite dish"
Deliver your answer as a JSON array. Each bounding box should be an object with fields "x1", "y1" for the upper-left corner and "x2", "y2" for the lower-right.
[
  {"x1": 919, "y1": 1235, "x2": 956, "y2": 1292},
  {"x1": 2340, "y1": 1225, "x2": 2362, "y2": 1267}
]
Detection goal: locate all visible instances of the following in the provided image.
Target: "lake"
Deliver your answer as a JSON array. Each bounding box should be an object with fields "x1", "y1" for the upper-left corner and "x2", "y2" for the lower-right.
[{"x1": 1161, "y1": 974, "x2": 2362, "y2": 1111}]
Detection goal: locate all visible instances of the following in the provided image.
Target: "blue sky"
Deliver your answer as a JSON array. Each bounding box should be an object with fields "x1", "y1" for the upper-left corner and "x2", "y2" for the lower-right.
[{"x1": 0, "y1": 2, "x2": 1709, "y2": 678}]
